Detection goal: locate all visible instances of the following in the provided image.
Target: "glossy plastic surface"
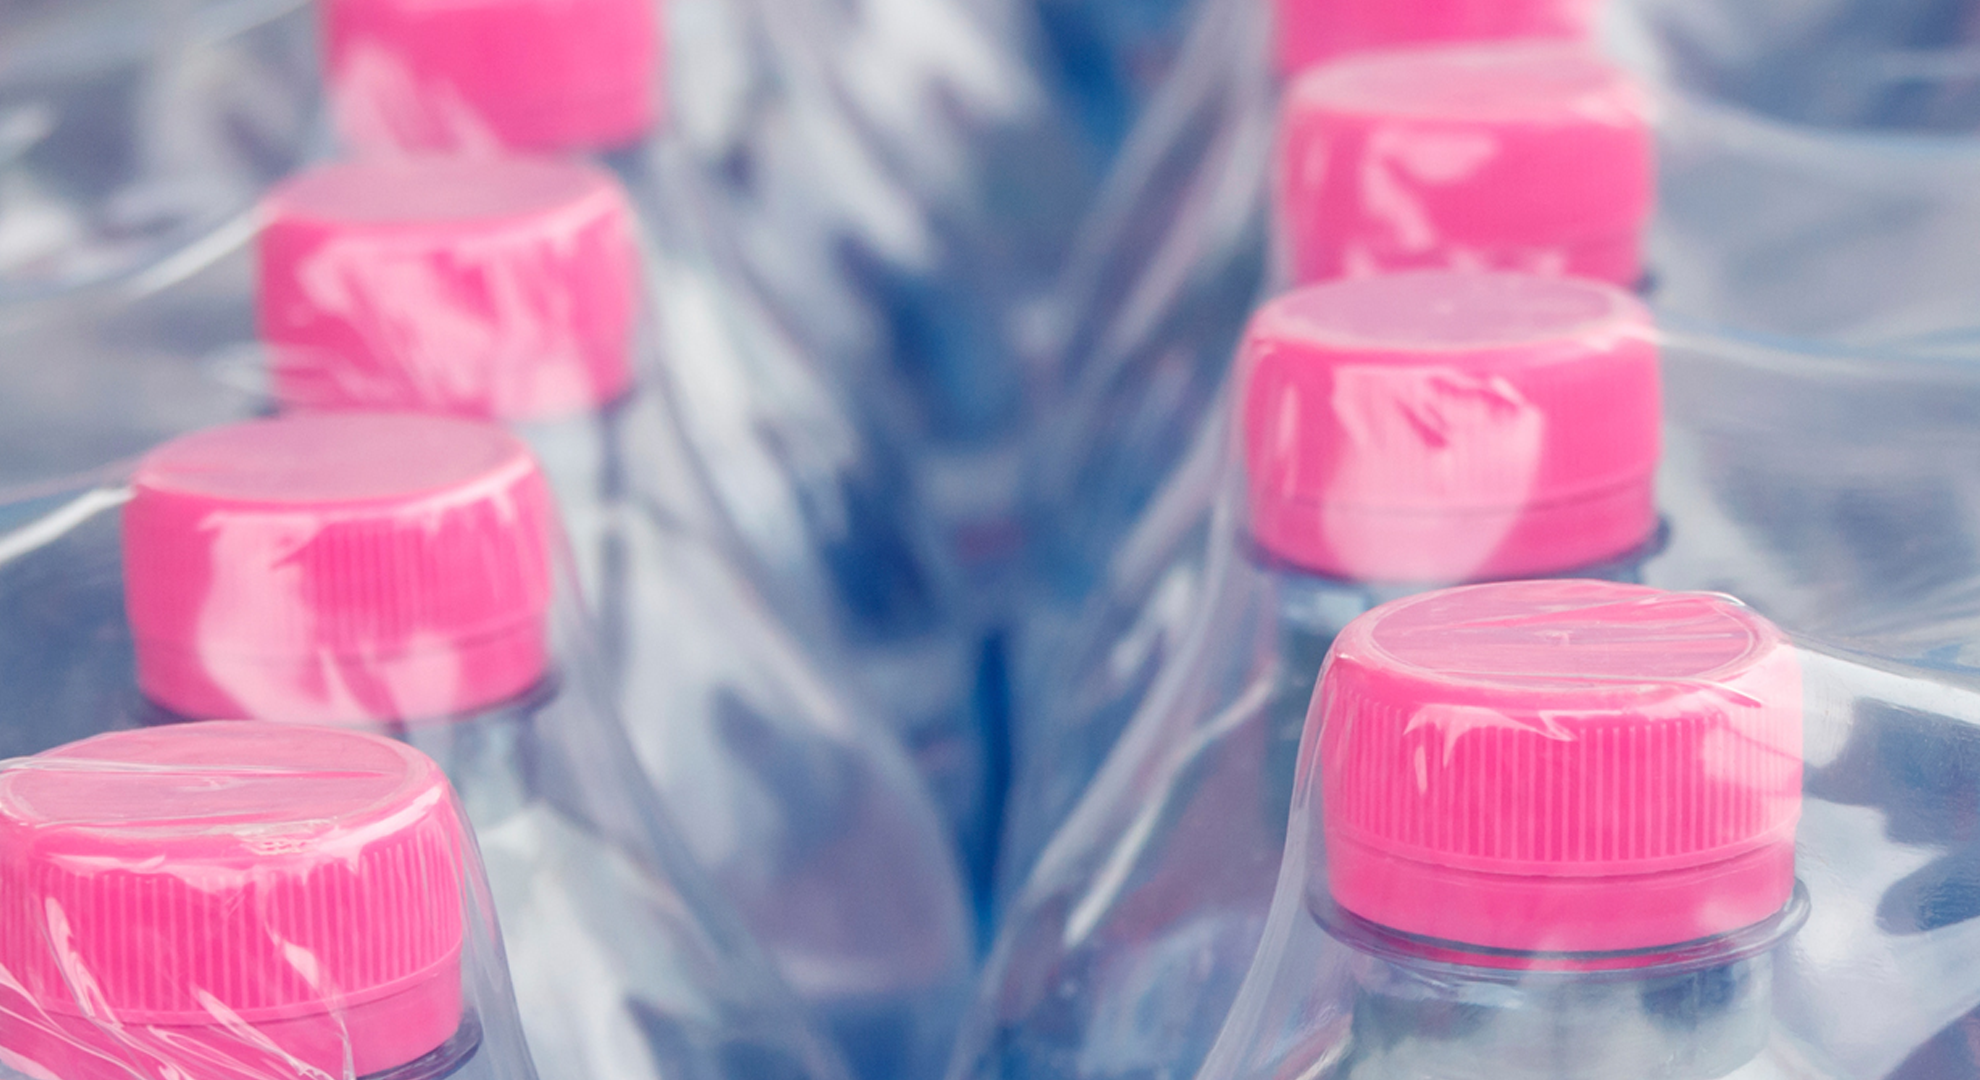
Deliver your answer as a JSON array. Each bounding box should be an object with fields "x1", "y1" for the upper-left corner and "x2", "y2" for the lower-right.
[
  {"x1": 957, "y1": 272, "x2": 1666, "y2": 1080},
  {"x1": 1003, "y1": 269, "x2": 1660, "y2": 900},
  {"x1": 325, "y1": 0, "x2": 660, "y2": 154},
  {"x1": 1238, "y1": 272, "x2": 1661, "y2": 582},
  {"x1": 1277, "y1": 42, "x2": 1652, "y2": 286},
  {"x1": 1276, "y1": 0, "x2": 1600, "y2": 75},
  {"x1": 1320, "y1": 582, "x2": 1803, "y2": 954},
  {"x1": 0, "y1": 721, "x2": 541, "y2": 1080},
  {"x1": 0, "y1": 0, "x2": 320, "y2": 303},
  {"x1": 121, "y1": 413, "x2": 857, "y2": 1080},
  {"x1": 260, "y1": 158, "x2": 640, "y2": 420}
]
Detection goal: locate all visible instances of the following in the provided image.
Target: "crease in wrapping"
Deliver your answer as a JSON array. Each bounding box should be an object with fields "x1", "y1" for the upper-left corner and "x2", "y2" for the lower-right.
[
  {"x1": 1238, "y1": 270, "x2": 1661, "y2": 584},
  {"x1": 257, "y1": 157, "x2": 641, "y2": 424},
  {"x1": 0, "y1": 722, "x2": 508, "y2": 1080},
  {"x1": 1275, "y1": 41, "x2": 1654, "y2": 287}
]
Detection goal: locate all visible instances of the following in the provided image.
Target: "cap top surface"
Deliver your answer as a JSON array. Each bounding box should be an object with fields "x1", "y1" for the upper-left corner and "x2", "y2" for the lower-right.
[
  {"x1": 1366, "y1": 583, "x2": 1770, "y2": 688},
  {"x1": 1293, "y1": 43, "x2": 1635, "y2": 123},
  {"x1": 0, "y1": 724, "x2": 423, "y2": 832},
  {"x1": 135, "y1": 413, "x2": 529, "y2": 507},
  {"x1": 270, "y1": 157, "x2": 617, "y2": 228},
  {"x1": 1255, "y1": 272, "x2": 1636, "y2": 355}
]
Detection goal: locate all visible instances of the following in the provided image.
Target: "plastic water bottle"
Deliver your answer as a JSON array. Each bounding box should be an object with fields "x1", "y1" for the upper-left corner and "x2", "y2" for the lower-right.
[
  {"x1": 955, "y1": 270, "x2": 1664, "y2": 1080},
  {"x1": 314, "y1": 0, "x2": 999, "y2": 897},
  {"x1": 1197, "y1": 579, "x2": 1827, "y2": 1080},
  {"x1": 1005, "y1": 35, "x2": 1655, "y2": 875},
  {"x1": 1006, "y1": 42, "x2": 1657, "y2": 888},
  {"x1": 0, "y1": 721, "x2": 542, "y2": 1080},
  {"x1": 120, "y1": 414, "x2": 855, "y2": 1080}
]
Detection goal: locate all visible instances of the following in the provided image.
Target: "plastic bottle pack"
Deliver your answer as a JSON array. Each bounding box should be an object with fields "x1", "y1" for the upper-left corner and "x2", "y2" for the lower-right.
[{"x1": 10, "y1": 3, "x2": 1980, "y2": 1080}]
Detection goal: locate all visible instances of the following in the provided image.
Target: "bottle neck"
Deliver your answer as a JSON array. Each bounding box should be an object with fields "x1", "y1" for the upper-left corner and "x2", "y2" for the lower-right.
[
  {"x1": 1250, "y1": 519, "x2": 1663, "y2": 644},
  {"x1": 1318, "y1": 886, "x2": 1805, "y2": 1080},
  {"x1": 366, "y1": 1008, "x2": 485, "y2": 1080},
  {"x1": 1337, "y1": 950, "x2": 1776, "y2": 1080},
  {"x1": 139, "y1": 678, "x2": 558, "y2": 831}
]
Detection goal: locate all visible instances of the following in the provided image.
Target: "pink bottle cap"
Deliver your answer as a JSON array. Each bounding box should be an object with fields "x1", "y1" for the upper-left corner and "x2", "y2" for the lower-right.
[
  {"x1": 124, "y1": 413, "x2": 557, "y2": 725},
  {"x1": 1239, "y1": 271, "x2": 1659, "y2": 584},
  {"x1": 1275, "y1": 0, "x2": 1599, "y2": 76},
  {"x1": 260, "y1": 156, "x2": 640, "y2": 423},
  {"x1": 326, "y1": 0, "x2": 661, "y2": 153},
  {"x1": 1317, "y1": 581, "x2": 1803, "y2": 956},
  {"x1": 1277, "y1": 43, "x2": 1653, "y2": 286},
  {"x1": 0, "y1": 722, "x2": 468, "y2": 1080}
]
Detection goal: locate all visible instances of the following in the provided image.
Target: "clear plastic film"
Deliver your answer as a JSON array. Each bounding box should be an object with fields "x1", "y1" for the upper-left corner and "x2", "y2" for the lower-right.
[
  {"x1": 245, "y1": 156, "x2": 984, "y2": 1068},
  {"x1": 1001, "y1": 0, "x2": 1273, "y2": 901},
  {"x1": 958, "y1": 296, "x2": 1980, "y2": 1080},
  {"x1": 0, "y1": 0, "x2": 321, "y2": 303},
  {"x1": 1194, "y1": 583, "x2": 1980, "y2": 1080},
  {"x1": 1020, "y1": 0, "x2": 1653, "y2": 609},
  {"x1": 1608, "y1": 0, "x2": 1980, "y2": 347},
  {"x1": 658, "y1": 0, "x2": 1098, "y2": 586},
  {"x1": 0, "y1": 115, "x2": 994, "y2": 956},
  {"x1": 0, "y1": 413, "x2": 860, "y2": 1080},
  {"x1": 1021, "y1": 0, "x2": 1275, "y2": 600},
  {"x1": 0, "y1": 720, "x2": 541, "y2": 1080}
]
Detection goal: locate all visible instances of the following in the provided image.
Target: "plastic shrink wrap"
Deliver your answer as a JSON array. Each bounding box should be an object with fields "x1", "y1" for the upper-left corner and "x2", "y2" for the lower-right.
[
  {"x1": 0, "y1": 721, "x2": 546, "y2": 1080},
  {"x1": 1197, "y1": 578, "x2": 1980, "y2": 1080},
  {"x1": 958, "y1": 267, "x2": 1980, "y2": 1080}
]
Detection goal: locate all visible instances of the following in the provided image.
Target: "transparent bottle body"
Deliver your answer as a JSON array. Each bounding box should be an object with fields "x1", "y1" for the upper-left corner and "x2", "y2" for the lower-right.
[
  {"x1": 1305, "y1": 910, "x2": 1832, "y2": 1080},
  {"x1": 1021, "y1": 0, "x2": 1274, "y2": 606},
  {"x1": 606, "y1": 138, "x2": 998, "y2": 905},
  {"x1": 509, "y1": 411, "x2": 978, "y2": 1080},
  {"x1": 386, "y1": 687, "x2": 854, "y2": 1080}
]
